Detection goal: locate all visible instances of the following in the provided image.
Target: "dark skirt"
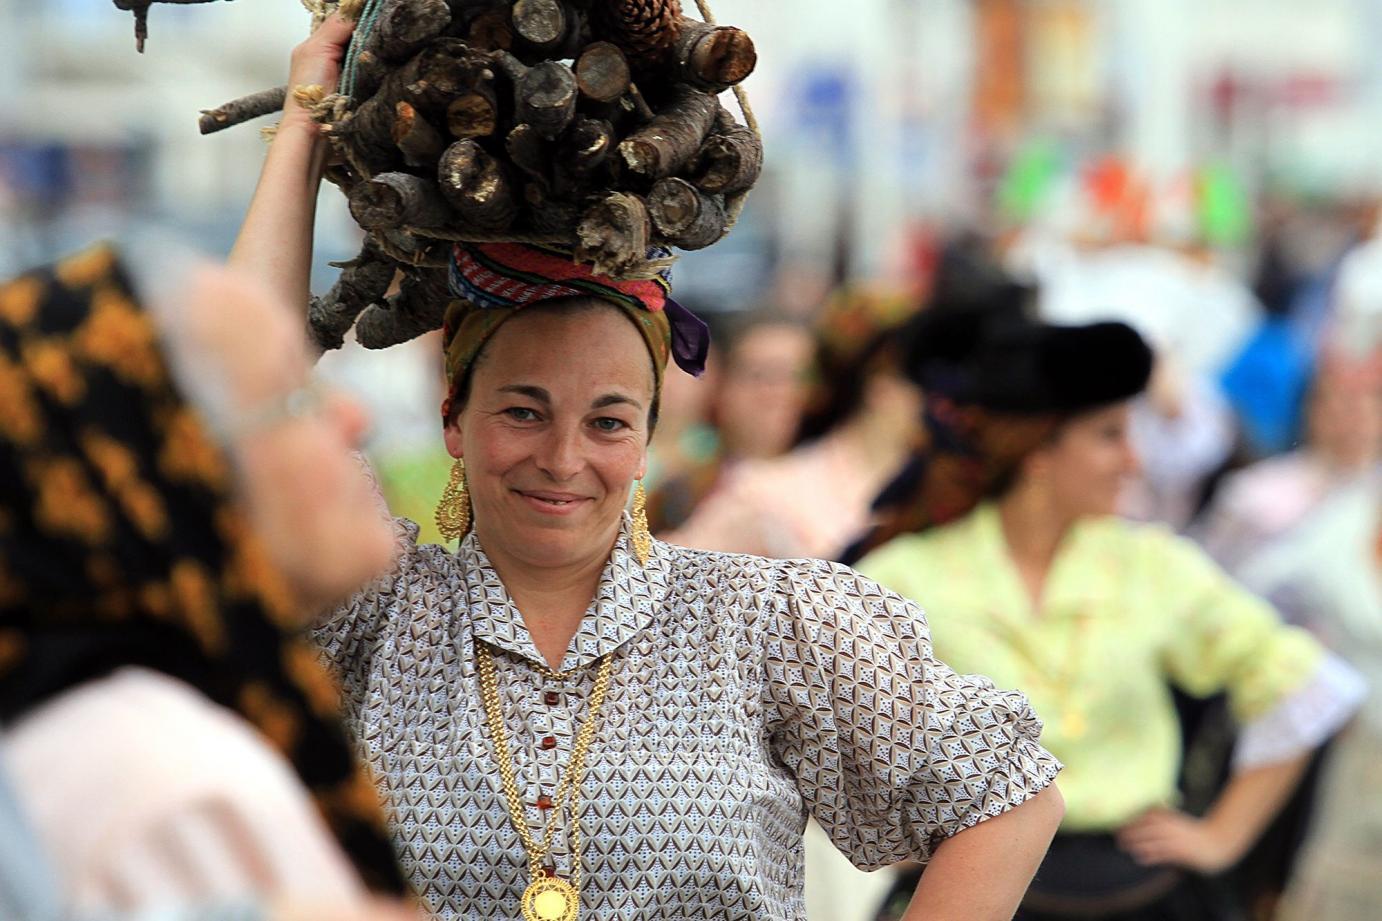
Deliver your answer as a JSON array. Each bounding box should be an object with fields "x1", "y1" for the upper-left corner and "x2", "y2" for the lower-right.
[
  {"x1": 1015, "y1": 833, "x2": 1241, "y2": 920},
  {"x1": 872, "y1": 834, "x2": 1241, "y2": 921}
]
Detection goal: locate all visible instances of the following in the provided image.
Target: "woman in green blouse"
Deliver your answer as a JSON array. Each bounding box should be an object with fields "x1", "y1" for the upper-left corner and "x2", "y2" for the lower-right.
[{"x1": 849, "y1": 292, "x2": 1363, "y2": 921}]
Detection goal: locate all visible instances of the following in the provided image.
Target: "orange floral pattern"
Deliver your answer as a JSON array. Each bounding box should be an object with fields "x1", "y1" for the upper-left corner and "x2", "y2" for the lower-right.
[
  {"x1": 24, "y1": 338, "x2": 85, "y2": 405},
  {"x1": 0, "y1": 276, "x2": 42, "y2": 327},
  {"x1": 159, "y1": 407, "x2": 230, "y2": 488},
  {"x1": 81, "y1": 430, "x2": 169, "y2": 541},
  {"x1": 53, "y1": 245, "x2": 116, "y2": 289},
  {"x1": 28, "y1": 458, "x2": 113, "y2": 544},
  {"x1": 75, "y1": 283, "x2": 165, "y2": 389},
  {"x1": 0, "y1": 354, "x2": 42, "y2": 445}
]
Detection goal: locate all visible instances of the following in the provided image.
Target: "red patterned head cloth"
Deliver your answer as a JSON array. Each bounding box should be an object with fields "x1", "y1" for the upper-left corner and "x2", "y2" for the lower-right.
[{"x1": 442, "y1": 243, "x2": 710, "y2": 418}]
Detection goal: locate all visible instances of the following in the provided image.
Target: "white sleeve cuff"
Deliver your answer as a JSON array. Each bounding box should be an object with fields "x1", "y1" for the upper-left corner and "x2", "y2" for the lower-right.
[{"x1": 1233, "y1": 652, "x2": 1368, "y2": 770}]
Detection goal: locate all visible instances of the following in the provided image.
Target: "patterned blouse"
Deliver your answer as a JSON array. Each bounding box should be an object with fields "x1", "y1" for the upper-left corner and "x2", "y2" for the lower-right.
[{"x1": 314, "y1": 516, "x2": 1060, "y2": 920}]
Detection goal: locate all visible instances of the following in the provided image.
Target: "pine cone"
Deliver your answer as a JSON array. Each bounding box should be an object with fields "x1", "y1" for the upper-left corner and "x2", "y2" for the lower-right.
[{"x1": 593, "y1": 0, "x2": 684, "y2": 72}]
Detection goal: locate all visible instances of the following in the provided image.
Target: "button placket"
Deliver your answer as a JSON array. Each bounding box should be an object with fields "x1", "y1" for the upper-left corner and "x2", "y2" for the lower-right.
[{"x1": 528, "y1": 666, "x2": 579, "y2": 870}]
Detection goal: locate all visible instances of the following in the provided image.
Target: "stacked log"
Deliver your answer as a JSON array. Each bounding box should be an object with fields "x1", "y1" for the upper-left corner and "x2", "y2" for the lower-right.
[{"x1": 189, "y1": 0, "x2": 762, "y2": 350}]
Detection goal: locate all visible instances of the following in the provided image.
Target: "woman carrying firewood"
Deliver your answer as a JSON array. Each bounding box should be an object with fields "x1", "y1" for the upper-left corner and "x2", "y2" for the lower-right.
[{"x1": 230, "y1": 11, "x2": 1065, "y2": 920}]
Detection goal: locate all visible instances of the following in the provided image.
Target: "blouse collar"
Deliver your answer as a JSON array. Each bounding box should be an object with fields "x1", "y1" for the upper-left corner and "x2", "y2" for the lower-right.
[
  {"x1": 457, "y1": 513, "x2": 671, "y2": 672},
  {"x1": 969, "y1": 502, "x2": 1119, "y2": 622}
]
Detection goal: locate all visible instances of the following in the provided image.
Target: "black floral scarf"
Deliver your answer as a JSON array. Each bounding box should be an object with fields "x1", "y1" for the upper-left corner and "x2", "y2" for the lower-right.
[{"x1": 0, "y1": 245, "x2": 406, "y2": 894}]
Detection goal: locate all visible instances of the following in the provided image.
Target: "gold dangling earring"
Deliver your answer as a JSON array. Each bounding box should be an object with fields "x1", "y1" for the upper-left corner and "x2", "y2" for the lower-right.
[
  {"x1": 435, "y1": 458, "x2": 472, "y2": 542},
  {"x1": 631, "y1": 480, "x2": 652, "y2": 566}
]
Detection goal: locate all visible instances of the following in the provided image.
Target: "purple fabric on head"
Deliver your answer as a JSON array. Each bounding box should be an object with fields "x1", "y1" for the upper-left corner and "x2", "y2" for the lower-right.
[{"x1": 663, "y1": 298, "x2": 711, "y2": 378}]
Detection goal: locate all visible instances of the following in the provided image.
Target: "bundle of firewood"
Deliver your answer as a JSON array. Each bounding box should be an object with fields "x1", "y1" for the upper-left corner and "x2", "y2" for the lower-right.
[{"x1": 185, "y1": 0, "x2": 761, "y2": 351}]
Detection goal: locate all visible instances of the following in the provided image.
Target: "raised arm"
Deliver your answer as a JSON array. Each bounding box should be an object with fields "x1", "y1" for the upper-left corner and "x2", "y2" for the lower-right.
[{"x1": 228, "y1": 14, "x2": 355, "y2": 313}]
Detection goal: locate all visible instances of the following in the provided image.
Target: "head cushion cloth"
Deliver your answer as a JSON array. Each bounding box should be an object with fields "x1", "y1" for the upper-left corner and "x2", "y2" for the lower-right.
[{"x1": 443, "y1": 243, "x2": 710, "y2": 417}]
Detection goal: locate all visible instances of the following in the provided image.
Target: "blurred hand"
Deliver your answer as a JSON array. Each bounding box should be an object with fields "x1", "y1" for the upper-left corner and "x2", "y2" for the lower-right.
[
  {"x1": 283, "y1": 13, "x2": 357, "y2": 124},
  {"x1": 1116, "y1": 808, "x2": 1237, "y2": 873},
  {"x1": 270, "y1": 896, "x2": 424, "y2": 921}
]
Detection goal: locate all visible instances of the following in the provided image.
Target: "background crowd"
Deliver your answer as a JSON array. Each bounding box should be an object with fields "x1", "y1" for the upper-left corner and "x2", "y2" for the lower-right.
[{"x1": 3, "y1": 1, "x2": 1382, "y2": 920}]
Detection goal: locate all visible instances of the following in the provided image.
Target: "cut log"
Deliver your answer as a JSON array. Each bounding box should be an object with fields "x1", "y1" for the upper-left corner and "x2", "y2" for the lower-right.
[
  {"x1": 626, "y1": 82, "x2": 656, "y2": 122},
  {"x1": 671, "y1": 19, "x2": 757, "y2": 93},
  {"x1": 378, "y1": 229, "x2": 449, "y2": 266},
  {"x1": 349, "y1": 172, "x2": 455, "y2": 230},
  {"x1": 511, "y1": 0, "x2": 567, "y2": 52},
  {"x1": 690, "y1": 116, "x2": 762, "y2": 196},
  {"x1": 523, "y1": 183, "x2": 582, "y2": 234},
  {"x1": 617, "y1": 88, "x2": 717, "y2": 180},
  {"x1": 354, "y1": 267, "x2": 452, "y2": 349},
  {"x1": 574, "y1": 41, "x2": 631, "y2": 104},
  {"x1": 576, "y1": 192, "x2": 652, "y2": 277},
  {"x1": 648, "y1": 177, "x2": 726, "y2": 249},
  {"x1": 495, "y1": 52, "x2": 578, "y2": 139},
  {"x1": 348, "y1": 0, "x2": 453, "y2": 100},
  {"x1": 392, "y1": 101, "x2": 447, "y2": 168},
  {"x1": 466, "y1": 6, "x2": 514, "y2": 50},
  {"x1": 375, "y1": 0, "x2": 454, "y2": 61},
  {"x1": 199, "y1": 85, "x2": 286, "y2": 135},
  {"x1": 558, "y1": 116, "x2": 615, "y2": 176},
  {"x1": 505, "y1": 123, "x2": 551, "y2": 185},
  {"x1": 446, "y1": 81, "x2": 500, "y2": 138},
  {"x1": 335, "y1": 40, "x2": 490, "y2": 168},
  {"x1": 308, "y1": 236, "x2": 398, "y2": 351},
  {"x1": 438, "y1": 140, "x2": 519, "y2": 231},
  {"x1": 352, "y1": 49, "x2": 389, "y2": 102}
]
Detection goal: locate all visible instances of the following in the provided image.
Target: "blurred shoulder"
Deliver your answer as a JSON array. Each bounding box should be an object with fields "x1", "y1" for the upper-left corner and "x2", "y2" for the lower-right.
[{"x1": 1079, "y1": 514, "x2": 1214, "y2": 573}]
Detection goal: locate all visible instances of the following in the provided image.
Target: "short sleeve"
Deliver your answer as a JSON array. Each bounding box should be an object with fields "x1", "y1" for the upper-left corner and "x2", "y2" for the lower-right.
[
  {"x1": 1154, "y1": 531, "x2": 1324, "y2": 721},
  {"x1": 764, "y1": 560, "x2": 1061, "y2": 869}
]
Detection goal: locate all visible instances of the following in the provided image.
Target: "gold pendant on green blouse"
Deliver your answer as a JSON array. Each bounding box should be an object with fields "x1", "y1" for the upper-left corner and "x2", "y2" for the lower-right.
[{"x1": 523, "y1": 876, "x2": 580, "y2": 921}]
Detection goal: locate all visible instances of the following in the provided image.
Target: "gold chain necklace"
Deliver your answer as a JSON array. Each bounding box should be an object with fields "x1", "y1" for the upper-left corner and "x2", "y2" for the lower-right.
[{"x1": 477, "y1": 642, "x2": 614, "y2": 921}]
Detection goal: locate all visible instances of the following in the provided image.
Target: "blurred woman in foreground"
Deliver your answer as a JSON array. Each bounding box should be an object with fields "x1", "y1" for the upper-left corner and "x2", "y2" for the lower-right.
[{"x1": 0, "y1": 245, "x2": 413, "y2": 917}]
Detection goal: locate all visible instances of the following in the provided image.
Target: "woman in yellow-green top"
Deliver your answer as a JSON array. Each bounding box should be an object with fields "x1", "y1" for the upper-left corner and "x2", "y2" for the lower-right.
[{"x1": 846, "y1": 292, "x2": 1363, "y2": 921}]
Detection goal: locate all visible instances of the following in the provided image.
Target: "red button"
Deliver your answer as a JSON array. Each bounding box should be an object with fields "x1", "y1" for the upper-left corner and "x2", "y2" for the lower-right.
[
  {"x1": 544, "y1": 691, "x2": 560, "y2": 706},
  {"x1": 542, "y1": 866, "x2": 556, "y2": 878},
  {"x1": 540, "y1": 735, "x2": 557, "y2": 750},
  {"x1": 535, "y1": 794, "x2": 553, "y2": 810}
]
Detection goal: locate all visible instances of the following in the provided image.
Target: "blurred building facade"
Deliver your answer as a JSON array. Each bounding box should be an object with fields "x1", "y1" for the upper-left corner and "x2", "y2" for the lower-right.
[{"x1": 4, "y1": 0, "x2": 1382, "y2": 292}]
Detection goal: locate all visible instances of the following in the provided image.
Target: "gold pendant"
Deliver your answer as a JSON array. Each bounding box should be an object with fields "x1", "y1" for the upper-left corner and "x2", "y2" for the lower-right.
[{"x1": 522, "y1": 876, "x2": 579, "y2": 921}]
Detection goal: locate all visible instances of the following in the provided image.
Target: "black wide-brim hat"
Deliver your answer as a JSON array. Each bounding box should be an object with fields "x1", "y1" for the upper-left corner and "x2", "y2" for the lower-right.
[{"x1": 901, "y1": 286, "x2": 1155, "y2": 414}]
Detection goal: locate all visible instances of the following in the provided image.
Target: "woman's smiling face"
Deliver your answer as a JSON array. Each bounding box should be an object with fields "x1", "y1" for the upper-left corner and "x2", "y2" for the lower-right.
[{"x1": 444, "y1": 301, "x2": 657, "y2": 570}]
